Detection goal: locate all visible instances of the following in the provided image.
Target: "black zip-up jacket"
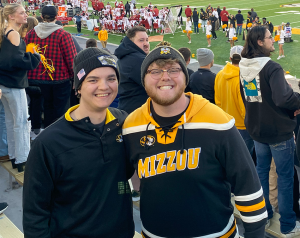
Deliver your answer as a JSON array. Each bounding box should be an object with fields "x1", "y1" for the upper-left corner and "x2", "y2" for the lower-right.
[
  {"x1": 188, "y1": 68, "x2": 216, "y2": 104},
  {"x1": 235, "y1": 13, "x2": 244, "y2": 25},
  {"x1": 23, "y1": 106, "x2": 135, "y2": 238},
  {"x1": 240, "y1": 57, "x2": 300, "y2": 144},
  {"x1": 0, "y1": 36, "x2": 40, "y2": 89},
  {"x1": 115, "y1": 36, "x2": 148, "y2": 114},
  {"x1": 192, "y1": 10, "x2": 199, "y2": 22}
]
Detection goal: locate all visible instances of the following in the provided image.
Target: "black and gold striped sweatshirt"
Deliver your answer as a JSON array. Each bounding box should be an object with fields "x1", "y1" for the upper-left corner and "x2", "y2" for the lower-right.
[{"x1": 123, "y1": 93, "x2": 267, "y2": 238}]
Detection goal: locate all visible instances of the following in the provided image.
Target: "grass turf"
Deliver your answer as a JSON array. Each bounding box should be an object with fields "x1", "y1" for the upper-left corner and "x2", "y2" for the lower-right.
[{"x1": 38, "y1": 0, "x2": 300, "y2": 76}]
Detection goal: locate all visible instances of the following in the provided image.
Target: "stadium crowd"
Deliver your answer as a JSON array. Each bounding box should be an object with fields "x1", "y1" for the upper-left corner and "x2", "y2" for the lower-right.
[{"x1": 0, "y1": 1, "x2": 300, "y2": 238}]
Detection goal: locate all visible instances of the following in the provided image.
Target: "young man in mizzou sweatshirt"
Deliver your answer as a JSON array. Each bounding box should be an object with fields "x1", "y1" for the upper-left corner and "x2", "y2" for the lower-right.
[{"x1": 122, "y1": 41, "x2": 267, "y2": 238}]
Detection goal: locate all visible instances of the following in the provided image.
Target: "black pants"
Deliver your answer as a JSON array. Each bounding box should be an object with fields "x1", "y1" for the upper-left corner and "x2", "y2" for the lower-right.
[
  {"x1": 125, "y1": 10, "x2": 130, "y2": 17},
  {"x1": 76, "y1": 22, "x2": 81, "y2": 33},
  {"x1": 211, "y1": 24, "x2": 217, "y2": 38},
  {"x1": 39, "y1": 80, "x2": 71, "y2": 128},
  {"x1": 26, "y1": 86, "x2": 43, "y2": 130}
]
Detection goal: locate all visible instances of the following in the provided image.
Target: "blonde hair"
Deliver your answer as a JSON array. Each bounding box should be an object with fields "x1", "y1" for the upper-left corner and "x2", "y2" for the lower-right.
[
  {"x1": 19, "y1": 16, "x2": 38, "y2": 39},
  {"x1": 0, "y1": 4, "x2": 23, "y2": 47}
]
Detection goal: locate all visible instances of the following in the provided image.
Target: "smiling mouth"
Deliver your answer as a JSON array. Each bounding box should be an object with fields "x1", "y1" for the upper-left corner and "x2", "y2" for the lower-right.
[
  {"x1": 95, "y1": 93, "x2": 110, "y2": 97},
  {"x1": 159, "y1": 86, "x2": 173, "y2": 90}
]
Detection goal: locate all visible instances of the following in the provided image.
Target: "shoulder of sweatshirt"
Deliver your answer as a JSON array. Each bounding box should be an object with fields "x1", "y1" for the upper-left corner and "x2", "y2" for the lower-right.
[{"x1": 263, "y1": 60, "x2": 283, "y2": 76}]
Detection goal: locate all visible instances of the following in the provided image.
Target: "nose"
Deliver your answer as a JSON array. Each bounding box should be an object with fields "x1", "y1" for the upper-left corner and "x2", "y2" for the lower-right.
[
  {"x1": 160, "y1": 70, "x2": 170, "y2": 80},
  {"x1": 97, "y1": 79, "x2": 110, "y2": 90}
]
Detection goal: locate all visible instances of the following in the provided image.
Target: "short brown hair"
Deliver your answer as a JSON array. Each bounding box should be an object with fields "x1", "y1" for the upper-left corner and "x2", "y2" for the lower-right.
[
  {"x1": 178, "y1": 47, "x2": 191, "y2": 62},
  {"x1": 126, "y1": 26, "x2": 147, "y2": 40},
  {"x1": 86, "y1": 38, "x2": 97, "y2": 48},
  {"x1": 42, "y1": 14, "x2": 56, "y2": 22}
]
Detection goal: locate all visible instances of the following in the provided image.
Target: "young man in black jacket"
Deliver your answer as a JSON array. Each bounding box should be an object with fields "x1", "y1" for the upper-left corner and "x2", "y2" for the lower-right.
[
  {"x1": 115, "y1": 26, "x2": 150, "y2": 114},
  {"x1": 262, "y1": 18, "x2": 274, "y2": 35},
  {"x1": 235, "y1": 10, "x2": 244, "y2": 35},
  {"x1": 23, "y1": 48, "x2": 135, "y2": 238},
  {"x1": 240, "y1": 26, "x2": 300, "y2": 237},
  {"x1": 192, "y1": 8, "x2": 199, "y2": 33},
  {"x1": 208, "y1": 12, "x2": 217, "y2": 39}
]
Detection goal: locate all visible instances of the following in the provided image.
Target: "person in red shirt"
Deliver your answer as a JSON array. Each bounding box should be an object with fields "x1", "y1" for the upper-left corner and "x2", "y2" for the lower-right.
[
  {"x1": 99, "y1": 0, "x2": 104, "y2": 11},
  {"x1": 185, "y1": 5, "x2": 192, "y2": 22},
  {"x1": 153, "y1": 6, "x2": 159, "y2": 17},
  {"x1": 220, "y1": 6, "x2": 229, "y2": 31}
]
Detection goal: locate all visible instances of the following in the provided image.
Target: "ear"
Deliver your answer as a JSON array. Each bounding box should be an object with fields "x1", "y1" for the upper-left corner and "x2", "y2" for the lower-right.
[{"x1": 257, "y1": 39, "x2": 264, "y2": 46}]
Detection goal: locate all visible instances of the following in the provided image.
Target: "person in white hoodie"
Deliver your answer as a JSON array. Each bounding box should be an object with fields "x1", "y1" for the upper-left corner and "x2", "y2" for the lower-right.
[
  {"x1": 239, "y1": 26, "x2": 300, "y2": 238},
  {"x1": 24, "y1": 5, "x2": 77, "y2": 128}
]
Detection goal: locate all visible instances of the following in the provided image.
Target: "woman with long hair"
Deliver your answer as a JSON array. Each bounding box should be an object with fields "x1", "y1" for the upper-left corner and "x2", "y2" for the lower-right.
[
  {"x1": 0, "y1": 4, "x2": 40, "y2": 172},
  {"x1": 277, "y1": 25, "x2": 285, "y2": 60},
  {"x1": 19, "y1": 16, "x2": 38, "y2": 39}
]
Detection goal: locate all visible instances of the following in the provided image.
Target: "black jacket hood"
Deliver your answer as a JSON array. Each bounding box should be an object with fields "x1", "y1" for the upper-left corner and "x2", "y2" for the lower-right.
[{"x1": 115, "y1": 36, "x2": 146, "y2": 60}]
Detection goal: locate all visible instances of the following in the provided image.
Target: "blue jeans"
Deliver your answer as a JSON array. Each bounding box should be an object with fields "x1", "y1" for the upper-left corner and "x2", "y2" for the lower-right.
[
  {"x1": 254, "y1": 138, "x2": 296, "y2": 234},
  {"x1": 0, "y1": 85, "x2": 30, "y2": 164},
  {"x1": 238, "y1": 129, "x2": 254, "y2": 156},
  {"x1": 193, "y1": 21, "x2": 199, "y2": 33},
  {"x1": 201, "y1": 20, "x2": 207, "y2": 32},
  {"x1": 236, "y1": 25, "x2": 242, "y2": 35},
  {"x1": 0, "y1": 100, "x2": 8, "y2": 156}
]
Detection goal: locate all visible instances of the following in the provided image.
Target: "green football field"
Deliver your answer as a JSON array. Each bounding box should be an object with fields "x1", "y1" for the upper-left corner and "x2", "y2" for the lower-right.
[{"x1": 66, "y1": 0, "x2": 300, "y2": 77}]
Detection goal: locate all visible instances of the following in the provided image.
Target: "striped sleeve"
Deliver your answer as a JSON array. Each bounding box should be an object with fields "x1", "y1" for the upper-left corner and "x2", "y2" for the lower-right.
[{"x1": 217, "y1": 126, "x2": 267, "y2": 238}]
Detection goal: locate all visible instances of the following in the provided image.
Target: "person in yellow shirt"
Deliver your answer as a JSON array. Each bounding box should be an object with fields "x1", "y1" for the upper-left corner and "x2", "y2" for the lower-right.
[
  {"x1": 98, "y1": 25, "x2": 108, "y2": 49},
  {"x1": 214, "y1": 45, "x2": 254, "y2": 158}
]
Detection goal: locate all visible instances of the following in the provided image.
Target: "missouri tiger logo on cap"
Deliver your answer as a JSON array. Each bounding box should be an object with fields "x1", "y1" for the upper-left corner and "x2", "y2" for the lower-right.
[{"x1": 160, "y1": 47, "x2": 171, "y2": 55}]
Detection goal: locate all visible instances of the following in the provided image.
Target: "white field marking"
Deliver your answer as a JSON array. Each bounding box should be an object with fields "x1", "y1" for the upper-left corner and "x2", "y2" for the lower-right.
[
  {"x1": 267, "y1": 14, "x2": 292, "y2": 18},
  {"x1": 289, "y1": 21, "x2": 300, "y2": 24},
  {"x1": 170, "y1": 37, "x2": 174, "y2": 38},
  {"x1": 294, "y1": 13, "x2": 300, "y2": 14},
  {"x1": 211, "y1": 0, "x2": 293, "y2": 8},
  {"x1": 287, "y1": 11, "x2": 300, "y2": 12},
  {"x1": 155, "y1": 3, "x2": 170, "y2": 6}
]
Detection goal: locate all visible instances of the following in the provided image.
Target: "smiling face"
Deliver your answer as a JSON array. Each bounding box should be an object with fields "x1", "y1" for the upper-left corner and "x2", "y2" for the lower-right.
[
  {"x1": 9, "y1": 6, "x2": 27, "y2": 24},
  {"x1": 78, "y1": 67, "x2": 118, "y2": 112},
  {"x1": 131, "y1": 31, "x2": 150, "y2": 54},
  {"x1": 144, "y1": 62, "x2": 186, "y2": 106}
]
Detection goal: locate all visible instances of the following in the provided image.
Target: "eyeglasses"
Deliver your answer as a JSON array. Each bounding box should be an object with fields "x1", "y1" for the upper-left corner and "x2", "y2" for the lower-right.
[
  {"x1": 264, "y1": 35, "x2": 273, "y2": 39},
  {"x1": 146, "y1": 68, "x2": 182, "y2": 79}
]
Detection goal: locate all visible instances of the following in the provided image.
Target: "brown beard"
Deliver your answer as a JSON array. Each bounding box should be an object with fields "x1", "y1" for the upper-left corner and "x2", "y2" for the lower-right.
[{"x1": 145, "y1": 84, "x2": 185, "y2": 106}]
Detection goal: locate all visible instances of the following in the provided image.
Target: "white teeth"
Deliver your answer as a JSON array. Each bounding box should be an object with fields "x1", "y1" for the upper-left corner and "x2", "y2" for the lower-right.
[
  {"x1": 95, "y1": 94, "x2": 109, "y2": 97},
  {"x1": 159, "y1": 86, "x2": 173, "y2": 90}
]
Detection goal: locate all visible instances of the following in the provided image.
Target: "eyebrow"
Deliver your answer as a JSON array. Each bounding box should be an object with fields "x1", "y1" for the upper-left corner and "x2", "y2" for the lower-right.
[{"x1": 86, "y1": 74, "x2": 116, "y2": 79}]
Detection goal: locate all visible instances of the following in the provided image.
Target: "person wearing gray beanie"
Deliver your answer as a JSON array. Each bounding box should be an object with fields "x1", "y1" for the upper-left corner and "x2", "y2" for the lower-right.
[
  {"x1": 23, "y1": 48, "x2": 135, "y2": 238},
  {"x1": 186, "y1": 48, "x2": 216, "y2": 104}
]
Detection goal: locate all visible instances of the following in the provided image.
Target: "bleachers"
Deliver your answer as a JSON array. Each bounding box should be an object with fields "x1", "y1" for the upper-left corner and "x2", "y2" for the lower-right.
[
  {"x1": 0, "y1": 161, "x2": 24, "y2": 191},
  {"x1": 0, "y1": 214, "x2": 23, "y2": 238}
]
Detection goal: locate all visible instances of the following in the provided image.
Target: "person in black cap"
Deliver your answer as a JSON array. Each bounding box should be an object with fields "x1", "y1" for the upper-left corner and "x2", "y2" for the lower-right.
[
  {"x1": 262, "y1": 17, "x2": 274, "y2": 35},
  {"x1": 23, "y1": 48, "x2": 135, "y2": 238}
]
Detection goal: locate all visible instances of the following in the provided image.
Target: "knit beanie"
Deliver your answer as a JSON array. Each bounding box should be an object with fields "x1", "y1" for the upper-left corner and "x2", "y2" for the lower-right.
[
  {"x1": 197, "y1": 48, "x2": 214, "y2": 67},
  {"x1": 141, "y1": 41, "x2": 189, "y2": 87},
  {"x1": 73, "y1": 47, "x2": 119, "y2": 91}
]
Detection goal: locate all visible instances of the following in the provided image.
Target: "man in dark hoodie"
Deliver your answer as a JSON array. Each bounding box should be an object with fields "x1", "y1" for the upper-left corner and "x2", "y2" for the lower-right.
[
  {"x1": 240, "y1": 26, "x2": 300, "y2": 237},
  {"x1": 25, "y1": 6, "x2": 76, "y2": 128},
  {"x1": 115, "y1": 26, "x2": 150, "y2": 114}
]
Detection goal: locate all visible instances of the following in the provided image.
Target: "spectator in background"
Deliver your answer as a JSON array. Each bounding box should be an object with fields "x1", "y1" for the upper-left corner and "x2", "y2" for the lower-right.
[
  {"x1": 0, "y1": 4, "x2": 40, "y2": 172},
  {"x1": 277, "y1": 25, "x2": 285, "y2": 60},
  {"x1": 255, "y1": 17, "x2": 261, "y2": 25},
  {"x1": 178, "y1": 47, "x2": 194, "y2": 78},
  {"x1": 250, "y1": 8, "x2": 257, "y2": 21},
  {"x1": 217, "y1": 6, "x2": 221, "y2": 28},
  {"x1": 212, "y1": 8, "x2": 219, "y2": 30},
  {"x1": 98, "y1": 25, "x2": 108, "y2": 49},
  {"x1": 208, "y1": 11, "x2": 217, "y2": 39},
  {"x1": 25, "y1": 5, "x2": 77, "y2": 128},
  {"x1": 185, "y1": 5, "x2": 192, "y2": 22},
  {"x1": 192, "y1": 8, "x2": 199, "y2": 34},
  {"x1": 214, "y1": 45, "x2": 254, "y2": 157},
  {"x1": 200, "y1": 8, "x2": 207, "y2": 33},
  {"x1": 235, "y1": 10, "x2": 244, "y2": 35},
  {"x1": 220, "y1": 7, "x2": 228, "y2": 32},
  {"x1": 36, "y1": 16, "x2": 43, "y2": 23},
  {"x1": 74, "y1": 12, "x2": 82, "y2": 33},
  {"x1": 153, "y1": 6, "x2": 159, "y2": 17},
  {"x1": 125, "y1": 1, "x2": 130, "y2": 17},
  {"x1": 246, "y1": 11, "x2": 253, "y2": 32},
  {"x1": 189, "y1": 48, "x2": 216, "y2": 103},
  {"x1": 19, "y1": 16, "x2": 38, "y2": 39},
  {"x1": 86, "y1": 38, "x2": 97, "y2": 48},
  {"x1": 0, "y1": 89, "x2": 8, "y2": 162},
  {"x1": 263, "y1": 17, "x2": 274, "y2": 35},
  {"x1": 240, "y1": 26, "x2": 300, "y2": 236}
]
